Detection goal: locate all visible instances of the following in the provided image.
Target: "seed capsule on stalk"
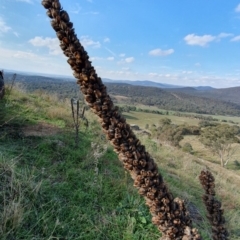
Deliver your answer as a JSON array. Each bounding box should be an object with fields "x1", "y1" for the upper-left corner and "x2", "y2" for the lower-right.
[
  {"x1": 52, "y1": 0, "x2": 61, "y2": 10},
  {"x1": 42, "y1": 0, "x2": 52, "y2": 9},
  {"x1": 46, "y1": 9, "x2": 53, "y2": 18},
  {"x1": 60, "y1": 10, "x2": 70, "y2": 22},
  {"x1": 42, "y1": 1, "x2": 204, "y2": 239},
  {"x1": 51, "y1": 20, "x2": 60, "y2": 31}
]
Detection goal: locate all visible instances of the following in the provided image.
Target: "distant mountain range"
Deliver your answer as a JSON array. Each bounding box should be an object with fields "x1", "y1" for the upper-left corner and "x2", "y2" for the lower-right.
[
  {"x1": 102, "y1": 78, "x2": 215, "y2": 90},
  {"x1": 105, "y1": 83, "x2": 240, "y2": 116},
  {"x1": 4, "y1": 70, "x2": 215, "y2": 90},
  {"x1": 3, "y1": 71, "x2": 240, "y2": 116}
]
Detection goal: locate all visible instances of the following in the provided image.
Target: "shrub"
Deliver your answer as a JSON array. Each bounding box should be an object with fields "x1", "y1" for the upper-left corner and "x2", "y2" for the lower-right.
[{"x1": 182, "y1": 142, "x2": 193, "y2": 154}]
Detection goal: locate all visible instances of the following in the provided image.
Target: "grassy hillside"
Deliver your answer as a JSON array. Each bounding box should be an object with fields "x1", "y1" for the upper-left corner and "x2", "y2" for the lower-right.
[
  {"x1": 166, "y1": 86, "x2": 240, "y2": 106},
  {"x1": 106, "y1": 83, "x2": 240, "y2": 116},
  {"x1": 1, "y1": 86, "x2": 240, "y2": 239}
]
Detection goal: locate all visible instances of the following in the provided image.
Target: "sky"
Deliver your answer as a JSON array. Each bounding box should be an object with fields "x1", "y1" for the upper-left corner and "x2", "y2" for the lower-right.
[{"x1": 0, "y1": 0, "x2": 240, "y2": 88}]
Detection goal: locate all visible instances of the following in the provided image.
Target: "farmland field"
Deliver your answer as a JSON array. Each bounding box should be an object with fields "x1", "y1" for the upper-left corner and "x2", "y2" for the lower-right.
[{"x1": 123, "y1": 111, "x2": 200, "y2": 128}]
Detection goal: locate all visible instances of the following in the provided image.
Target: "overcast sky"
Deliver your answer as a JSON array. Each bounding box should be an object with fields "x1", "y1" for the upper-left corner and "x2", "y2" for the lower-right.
[{"x1": 1, "y1": 0, "x2": 240, "y2": 88}]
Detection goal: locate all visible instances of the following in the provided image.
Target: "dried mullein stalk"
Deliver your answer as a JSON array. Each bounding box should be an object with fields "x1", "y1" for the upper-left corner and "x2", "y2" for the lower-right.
[
  {"x1": 0, "y1": 70, "x2": 5, "y2": 100},
  {"x1": 199, "y1": 170, "x2": 228, "y2": 240},
  {"x1": 41, "y1": 0, "x2": 202, "y2": 239}
]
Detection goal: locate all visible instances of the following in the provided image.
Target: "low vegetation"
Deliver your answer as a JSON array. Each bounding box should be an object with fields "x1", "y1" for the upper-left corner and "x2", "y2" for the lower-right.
[
  {"x1": 0, "y1": 86, "x2": 160, "y2": 239},
  {"x1": 0, "y1": 80, "x2": 240, "y2": 239},
  {"x1": 1, "y1": 1, "x2": 239, "y2": 237}
]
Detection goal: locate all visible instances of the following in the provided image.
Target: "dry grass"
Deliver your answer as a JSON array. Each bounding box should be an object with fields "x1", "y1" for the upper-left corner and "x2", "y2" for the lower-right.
[
  {"x1": 180, "y1": 135, "x2": 240, "y2": 171},
  {"x1": 139, "y1": 135, "x2": 240, "y2": 239},
  {"x1": 123, "y1": 111, "x2": 200, "y2": 129},
  {"x1": 0, "y1": 158, "x2": 32, "y2": 236}
]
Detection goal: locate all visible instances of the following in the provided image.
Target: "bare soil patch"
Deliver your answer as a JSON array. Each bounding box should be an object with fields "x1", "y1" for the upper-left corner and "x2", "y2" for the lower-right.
[{"x1": 22, "y1": 122, "x2": 61, "y2": 137}]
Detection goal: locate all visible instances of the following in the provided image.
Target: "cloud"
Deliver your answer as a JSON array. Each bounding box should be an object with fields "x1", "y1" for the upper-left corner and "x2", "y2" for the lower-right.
[
  {"x1": 119, "y1": 53, "x2": 125, "y2": 57},
  {"x1": 13, "y1": 32, "x2": 19, "y2": 37},
  {"x1": 90, "y1": 56, "x2": 114, "y2": 61},
  {"x1": 104, "y1": 37, "x2": 110, "y2": 43},
  {"x1": 125, "y1": 57, "x2": 135, "y2": 63},
  {"x1": 105, "y1": 47, "x2": 116, "y2": 56},
  {"x1": 70, "y1": 4, "x2": 81, "y2": 14},
  {"x1": 0, "y1": 47, "x2": 45, "y2": 61},
  {"x1": 184, "y1": 34, "x2": 216, "y2": 47},
  {"x1": 16, "y1": 0, "x2": 33, "y2": 3},
  {"x1": 182, "y1": 71, "x2": 192, "y2": 74},
  {"x1": 13, "y1": 51, "x2": 43, "y2": 59},
  {"x1": 0, "y1": 17, "x2": 11, "y2": 34},
  {"x1": 235, "y1": 3, "x2": 240, "y2": 12},
  {"x1": 107, "y1": 57, "x2": 114, "y2": 61},
  {"x1": 0, "y1": 47, "x2": 71, "y2": 76},
  {"x1": 149, "y1": 48, "x2": 174, "y2": 56},
  {"x1": 29, "y1": 36, "x2": 62, "y2": 55},
  {"x1": 84, "y1": 11, "x2": 99, "y2": 15},
  {"x1": 90, "y1": 57, "x2": 103, "y2": 61},
  {"x1": 80, "y1": 36, "x2": 101, "y2": 48},
  {"x1": 231, "y1": 35, "x2": 240, "y2": 42},
  {"x1": 149, "y1": 72, "x2": 158, "y2": 77},
  {"x1": 218, "y1": 32, "x2": 233, "y2": 38}
]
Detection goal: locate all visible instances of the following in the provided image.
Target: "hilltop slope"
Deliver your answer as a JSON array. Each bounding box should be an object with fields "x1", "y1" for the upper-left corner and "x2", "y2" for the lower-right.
[
  {"x1": 106, "y1": 83, "x2": 240, "y2": 116},
  {"x1": 1, "y1": 86, "x2": 240, "y2": 239}
]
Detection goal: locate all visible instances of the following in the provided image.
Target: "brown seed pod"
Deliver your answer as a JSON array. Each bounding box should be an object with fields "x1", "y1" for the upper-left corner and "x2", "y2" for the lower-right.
[
  {"x1": 67, "y1": 21, "x2": 73, "y2": 28},
  {"x1": 46, "y1": 9, "x2": 53, "y2": 18},
  {"x1": 63, "y1": 49, "x2": 71, "y2": 57},
  {"x1": 121, "y1": 129, "x2": 129, "y2": 139},
  {"x1": 139, "y1": 159, "x2": 147, "y2": 167},
  {"x1": 50, "y1": 8, "x2": 59, "y2": 18},
  {"x1": 60, "y1": 10, "x2": 70, "y2": 22},
  {"x1": 85, "y1": 94, "x2": 94, "y2": 103},
  {"x1": 60, "y1": 42, "x2": 67, "y2": 50},
  {"x1": 102, "y1": 105, "x2": 109, "y2": 111},
  {"x1": 115, "y1": 132, "x2": 122, "y2": 139},
  {"x1": 79, "y1": 73, "x2": 88, "y2": 82},
  {"x1": 68, "y1": 44, "x2": 76, "y2": 53},
  {"x1": 52, "y1": 0, "x2": 61, "y2": 10},
  {"x1": 125, "y1": 151, "x2": 133, "y2": 158},
  {"x1": 61, "y1": 36, "x2": 69, "y2": 44},
  {"x1": 74, "y1": 51, "x2": 82, "y2": 59},
  {"x1": 51, "y1": 19, "x2": 60, "y2": 31},
  {"x1": 124, "y1": 163, "x2": 133, "y2": 171},
  {"x1": 94, "y1": 89, "x2": 102, "y2": 98},
  {"x1": 41, "y1": 0, "x2": 52, "y2": 9},
  {"x1": 60, "y1": 20, "x2": 68, "y2": 30},
  {"x1": 67, "y1": 58, "x2": 75, "y2": 67},
  {"x1": 56, "y1": 30, "x2": 66, "y2": 40},
  {"x1": 138, "y1": 187, "x2": 147, "y2": 195}
]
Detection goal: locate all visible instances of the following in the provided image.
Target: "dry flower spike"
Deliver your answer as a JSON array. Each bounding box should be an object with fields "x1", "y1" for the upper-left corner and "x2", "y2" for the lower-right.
[
  {"x1": 41, "y1": 0, "x2": 202, "y2": 239},
  {"x1": 199, "y1": 170, "x2": 229, "y2": 240}
]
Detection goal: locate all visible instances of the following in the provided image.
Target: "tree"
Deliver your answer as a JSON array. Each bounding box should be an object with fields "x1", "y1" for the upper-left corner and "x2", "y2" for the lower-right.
[
  {"x1": 159, "y1": 117, "x2": 171, "y2": 127},
  {"x1": 199, "y1": 124, "x2": 240, "y2": 167}
]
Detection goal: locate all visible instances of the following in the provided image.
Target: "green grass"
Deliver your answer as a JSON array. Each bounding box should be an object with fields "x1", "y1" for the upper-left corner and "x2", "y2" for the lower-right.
[
  {"x1": 0, "y1": 87, "x2": 160, "y2": 239},
  {"x1": 0, "y1": 132, "x2": 160, "y2": 239},
  {"x1": 1, "y1": 86, "x2": 240, "y2": 239}
]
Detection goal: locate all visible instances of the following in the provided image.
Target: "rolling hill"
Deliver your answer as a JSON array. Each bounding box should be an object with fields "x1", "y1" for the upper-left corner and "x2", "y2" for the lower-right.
[{"x1": 4, "y1": 72, "x2": 240, "y2": 116}]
